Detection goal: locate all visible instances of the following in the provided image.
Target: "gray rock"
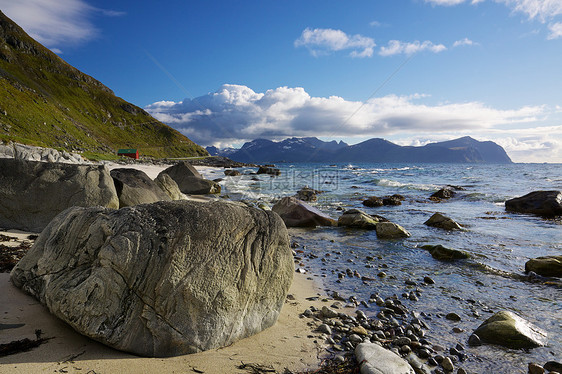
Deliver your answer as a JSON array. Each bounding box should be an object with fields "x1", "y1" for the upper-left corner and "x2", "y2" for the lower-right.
[
  {"x1": 110, "y1": 168, "x2": 171, "y2": 207},
  {"x1": 317, "y1": 323, "x2": 332, "y2": 335},
  {"x1": 155, "y1": 173, "x2": 187, "y2": 201},
  {"x1": 363, "y1": 196, "x2": 384, "y2": 207},
  {"x1": 424, "y1": 213, "x2": 462, "y2": 230},
  {"x1": 10, "y1": 200, "x2": 293, "y2": 357},
  {"x1": 224, "y1": 169, "x2": 241, "y2": 176},
  {"x1": 525, "y1": 256, "x2": 562, "y2": 278},
  {"x1": 544, "y1": 361, "x2": 562, "y2": 372},
  {"x1": 338, "y1": 209, "x2": 380, "y2": 229},
  {"x1": 445, "y1": 313, "x2": 461, "y2": 321},
  {"x1": 375, "y1": 222, "x2": 411, "y2": 239},
  {"x1": 421, "y1": 245, "x2": 470, "y2": 261},
  {"x1": 321, "y1": 306, "x2": 339, "y2": 318},
  {"x1": 528, "y1": 363, "x2": 545, "y2": 374},
  {"x1": 0, "y1": 142, "x2": 85, "y2": 164},
  {"x1": 431, "y1": 188, "x2": 455, "y2": 200},
  {"x1": 0, "y1": 159, "x2": 119, "y2": 232},
  {"x1": 295, "y1": 187, "x2": 320, "y2": 202},
  {"x1": 257, "y1": 166, "x2": 280, "y2": 176},
  {"x1": 472, "y1": 310, "x2": 547, "y2": 349},
  {"x1": 355, "y1": 342, "x2": 415, "y2": 374},
  {"x1": 505, "y1": 190, "x2": 562, "y2": 217},
  {"x1": 159, "y1": 162, "x2": 220, "y2": 195},
  {"x1": 272, "y1": 197, "x2": 336, "y2": 227}
]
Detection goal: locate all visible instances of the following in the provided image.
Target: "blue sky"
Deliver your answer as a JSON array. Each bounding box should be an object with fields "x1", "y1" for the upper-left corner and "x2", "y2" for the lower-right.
[{"x1": 1, "y1": 0, "x2": 561, "y2": 162}]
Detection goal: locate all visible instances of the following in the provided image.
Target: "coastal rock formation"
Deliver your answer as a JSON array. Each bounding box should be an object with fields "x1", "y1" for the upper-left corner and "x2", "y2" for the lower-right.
[
  {"x1": 155, "y1": 173, "x2": 187, "y2": 200},
  {"x1": 525, "y1": 256, "x2": 562, "y2": 277},
  {"x1": 224, "y1": 169, "x2": 241, "y2": 176},
  {"x1": 424, "y1": 212, "x2": 462, "y2": 230},
  {"x1": 375, "y1": 222, "x2": 410, "y2": 239},
  {"x1": 471, "y1": 311, "x2": 547, "y2": 349},
  {"x1": 363, "y1": 195, "x2": 405, "y2": 208},
  {"x1": 110, "y1": 168, "x2": 171, "y2": 207},
  {"x1": 337, "y1": 209, "x2": 380, "y2": 229},
  {"x1": 505, "y1": 191, "x2": 562, "y2": 217},
  {"x1": 272, "y1": 197, "x2": 336, "y2": 227},
  {"x1": 10, "y1": 200, "x2": 293, "y2": 357},
  {"x1": 295, "y1": 187, "x2": 320, "y2": 202},
  {"x1": 0, "y1": 142, "x2": 85, "y2": 164},
  {"x1": 431, "y1": 188, "x2": 455, "y2": 200},
  {"x1": 355, "y1": 342, "x2": 415, "y2": 374},
  {"x1": 0, "y1": 158, "x2": 118, "y2": 232},
  {"x1": 257, "y1": 166, "x2": 281, "y2": 176},
  {"x1": 363, "y1": 196, "x2": 384, "y2": 207},
  {"x1": 159, "y1": 161, "x2": 220, "y2": 195},
  {"x1": 421, "y1": 244, "x2": 470, "y2": 261}
]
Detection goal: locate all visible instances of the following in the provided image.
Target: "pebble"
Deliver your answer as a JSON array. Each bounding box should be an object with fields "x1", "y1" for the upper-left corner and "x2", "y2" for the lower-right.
[
  {"x1": 321, "y1": 306, "x2": 339, "y2": 318},
  {"x1": 457, "y1": 369, "x2": 467, "y2": 374},
  {"x1": 545, "y1": 362, "x2": 562, "y2": 372},
  {"x1": 468, "y1": 334, "x2": 482, "y2": 346},
  {"x1": 445, "y1": 312, "x2": 461, "y2": 321},
  {"x1": 348, "y1": 333, "x2": 363, "y2": 343},
  {"x1": 423, "y1": 276, "x2": 435, "y2": 284},
  {"x1": 441, "y1": 356, "x2": 455, "y2": 371},
  {"x1": 377, "y1": 271, "x2": 387, "y2": 277},
  {"x1": 405, "y1": 279, "x2": 417, "y2": 286},
  {"x1": 317, "y1": 323, "x2": 332, "y2": 335},
  {"x1": 351, "y1": 326, "x2": 369, "y2": 336},
  {"x1": 528, "y1": 363, "x2": 545, "y2": 374},
  {"x1": 452, "y1": 327, "x2": 464, "y2": 333}
]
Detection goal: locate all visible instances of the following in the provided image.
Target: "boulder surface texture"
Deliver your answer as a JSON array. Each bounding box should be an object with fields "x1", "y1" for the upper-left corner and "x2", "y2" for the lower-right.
[
  {"x1": 272, "y1": 196, "x2": 336, "y2": 227},
  {"x1": 505, "y1": 190, "x2": 562, "y2": 217},
  {"x1": 10, "y1": 200, "x2": 293, "y2": 357},
  {"x1": 472, "y1": 311, "x2": 547, "y2": 349},
  {"x1": 0, "y1": 158, "x2": 118, "y2": 232},
  {"x1": 110, "y1": 168, "x2": 171, "y2": 207},
  {"x1": 423, "y1": 212, "x2": 462, "y2": 230},
  {"x1": 355, "y1": 342, "x2": 415, "y2": 374},
  {"x1": 159, "y1": 161, "x2": 220, "y2": 195},
  {"x1": 525, "y1": 256, "x2": 562, "y2": 277}
]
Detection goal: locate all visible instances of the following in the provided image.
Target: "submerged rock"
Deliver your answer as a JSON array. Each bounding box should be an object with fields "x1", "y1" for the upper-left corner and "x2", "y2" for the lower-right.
[
  {"x1": 525, "y1": 256, "x2": 562, "y2": 278},
  {"x1": 472, "y1": 311, "x2": 547, "y2": 349},
  {"x1": 375, "y1": 222, "x2": 411, "y2": 239},
  {"x1": 355, "y1": 342, "x2": 415, "y2": 374},
  {"x1": 224, "y1": 169, "x2": 241, "y2": 176},
  {"x1": 505, "y1": 190, "x2": 562, "y2": 217},
  {"x1": 10, "y1": 200, "x2": 293, "y2": 357},
  {"x1": 295, "y1": 187, "x2": 320, "y2": 202},
  {"x1": 363, "y1": 196, "x2": 384, "y2": 207},
  {"x1": 272, "y1": 196, "x2": 336, "y2": 227},
  {"x1": 110, "y1": 168, "x2": 171, "y2": 208},
  {"x1": 257, "y1": 166, "x2": 281, "y2": 176},
  {"x1": 421, "y1": 244, "x2": 470, "y2": 261},
  {"x1": 0, "y1": 158, "x2": 118, "y2": 232},
  {"x1": 337, "y1": 209, "x2": 380, "y2": 229},
  {"x1": 430, "y1": 188, "x2": 455, "y2": 200},
  {"x1": 159, "y1": 161, "x2": 220, "y2": 195},
  {"x1": 424, "y1": 212, "x2": 462, "y2": 230}
]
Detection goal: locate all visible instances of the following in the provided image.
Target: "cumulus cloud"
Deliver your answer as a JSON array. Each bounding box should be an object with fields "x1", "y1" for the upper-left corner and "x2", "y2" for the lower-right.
[
  {"x1": 498, "y1": 0, "x2": 562, "y2": 22},
  {"x1": 379, "y1": 40, "x2": 447, "y2": 56},
  {"x1": 547, "y1": 22, "x2": 562, "y2": 39},
  {"x1": 145, "y1": 84, "x2": 548, "y2": 150},
  {"x1": 294, "y1": 28, "x2": 375, "y2": 58},
  {"x1": 453, "y1": 37, "x2": 477, "y2": 47},
  {"x1": 0, "y1": 0, "x2": 123, "y2": 49}
]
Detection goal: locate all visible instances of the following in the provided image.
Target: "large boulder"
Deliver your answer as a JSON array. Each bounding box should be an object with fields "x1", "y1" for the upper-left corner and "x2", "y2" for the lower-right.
[
  {"x1": 420, "y1": 244, "x2": 470, "y2": 261},
  {"x1": 159, "y1": 162, "x2": 220, "y2": 195},
  {"x1": 155, "y1": 173, "x2": 187, "y2": 201},
  {"x1": 525, "y1": 256, "x2": 562, "y2": 277},
  {"x1": 257, "y1": 166, "x2": 281, "y2": 176},
  {"x1": 110, "y1": 168, "x2": 171, "y2": 207},
  {"x1": 0, "y1": 158, "x2": 119, "y2": 232},
  {"x1": 375, "y1": 222, "x2": 410, "y2": 239},
  {"x1": 423, "y1": 212, "x2": 462, "y2": 230},
  {"x1": 272, "y1": 197, "x2": 336, "y2": 227},
  {"x1": 505, "y1": 191, "x2": 562, "y2": 217},
  {"x1": 10, "y1": 200, "x2": 293, "y2": 357},
  {"x1": 295, "y1": 187, "x2": 320, "y2": 202},
  {"x1": 471, "y1": 311, "x2": 547, "y2": 349},
  {"x1": 338, "y1": 209, "x2": 380, "y2": 229},
  {"x1": 430, "y1": 188, "x2": 455, "y2": 200},
  {"x1": 0, "y1": 142, "x2": 85, "y2": 164},
  {"x1": 355, "y1": 342, "x2": 415, "y2": 374}
]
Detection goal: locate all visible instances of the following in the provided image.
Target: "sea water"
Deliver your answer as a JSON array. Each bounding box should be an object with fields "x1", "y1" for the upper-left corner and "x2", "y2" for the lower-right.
[{"x1": 203, "y1": 163, "x2": 561, "y2": 373}]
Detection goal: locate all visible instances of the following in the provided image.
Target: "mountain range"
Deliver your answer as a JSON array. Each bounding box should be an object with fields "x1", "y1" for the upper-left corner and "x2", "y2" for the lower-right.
[
  {"x1": 0, "y1": 11, "x2": 207, "y2": 159},
  {"x1": 207, "y1": 136, "x2": 513, "y2": 163}
]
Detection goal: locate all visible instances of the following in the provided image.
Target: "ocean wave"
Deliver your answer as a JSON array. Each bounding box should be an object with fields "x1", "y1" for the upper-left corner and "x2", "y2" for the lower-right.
[{"x1": 372, "y1": 178, "x2": 439, "y2": 191}]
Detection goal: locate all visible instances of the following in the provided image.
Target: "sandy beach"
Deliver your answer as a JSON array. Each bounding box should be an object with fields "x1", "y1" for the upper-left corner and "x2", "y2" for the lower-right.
[{"x1": 0, "y1": 162, "x2": 329, "y2": 374}]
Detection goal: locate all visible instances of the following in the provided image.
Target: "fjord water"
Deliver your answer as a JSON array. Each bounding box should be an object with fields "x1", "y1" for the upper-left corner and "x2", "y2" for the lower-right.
[{"x1": 208, "y1": 163, "x2": 561, "y2": 373}]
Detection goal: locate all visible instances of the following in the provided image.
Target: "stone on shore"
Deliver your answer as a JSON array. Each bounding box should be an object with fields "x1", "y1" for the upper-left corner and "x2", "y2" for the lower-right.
[
  {"x1": 472, "y1": 311, "x2": 547, "y2": 349},
  {"x1": 0, "y1": 158, "x2": 118, "y2": 232},
  {"x1": 272, "y1": 197, "x2": 336, "y2": 227},
  {"x1": 355, "y1": 342, "x2": 415, "y2": 374},
  {"x1": 363, "y1": 196, "x2": 384, "y2": 207},
  {"x1": 375, "y1": 222, "x2": 410, "y2": 239},
  {"x1": 110, "y1": 168, "x2": 171, "y2": 207},
  {"x1": 431, "y1": 188, "x2": 455, "y2": 200},
  {"x1": 10, "y1": 200, "x2": 293, "y2": 357},
  {"x1": 424, "y1": 212, "x2": 463, "y2": 230},
  {"x1": 224, "y1": 169, "x2": 241, "y2": 176},
  {"x1": 525, "y1": 256, "x2": 562, "y2": 278},
  {"x1": 421, "y1": 244, "x2": 470, "y2": 261},
  {"x1": 338, "y1": 209, "x2": 380, "y2": 229},
  {"x1": 505, "y1": 190, "x2": 562, "y2": 217},
  {"x1": 155, "y1": 173, "x2": 187, "y2": 200},
  {"x1": 295, "y1": 187, "x2": 320, "y2": 202},
  {"x1": 159, "y1": 161, "x2": 220, "y2": 195},
  {"x1": 257, "y1": 166, "x2": 281, "y2": 176}
]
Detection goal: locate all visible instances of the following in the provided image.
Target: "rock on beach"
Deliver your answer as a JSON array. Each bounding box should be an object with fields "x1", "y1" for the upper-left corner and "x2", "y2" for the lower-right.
[
  {"x1": 159, "y1": 161, "x2": 221, "y2": 195},
  {"x1": 10, "y1": 200, "x2": 294, "y2": 357},
  {"x1": 423, "y1": 212, "x2": 462, "y2": 230},
  {"x1": 505, "y1": 190, "x2": 562, "y2": 217},
  {"x1": 272, "y1": 197, "x2": 336, "y2": 227},
  {"x1": 355, "y1": 342, "x2": 415, "y2": 374},
  {"x1": 525, "y1": 256, "x2": 562, "y2": 278},
  {"x1": 110, "y1": 167, "x2": 171, "y2": 207}
]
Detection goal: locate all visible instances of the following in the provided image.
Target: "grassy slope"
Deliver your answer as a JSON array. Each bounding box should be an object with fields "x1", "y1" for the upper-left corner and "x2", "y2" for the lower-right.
[{"x1": 0, "y1": 11, "x2": 207, "y2": 159}]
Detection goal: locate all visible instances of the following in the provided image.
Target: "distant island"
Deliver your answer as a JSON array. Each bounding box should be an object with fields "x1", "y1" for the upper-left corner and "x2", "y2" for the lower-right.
[{"x1": 207, "y1": 136, "x2": 513, "y2": 164}]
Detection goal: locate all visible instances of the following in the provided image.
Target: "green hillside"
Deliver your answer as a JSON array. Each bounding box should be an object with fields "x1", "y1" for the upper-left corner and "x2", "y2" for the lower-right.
[{"x1": 0, "y1": 11, "x2": 207, "y2": 159}]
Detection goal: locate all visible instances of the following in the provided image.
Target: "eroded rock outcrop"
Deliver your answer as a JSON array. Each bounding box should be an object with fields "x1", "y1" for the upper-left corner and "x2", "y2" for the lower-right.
[
  {"x1": 10, "y1": 200, "x2": 293, "y2": 357},
  {"x1": 272, "y1": 197, "x2": 336, "y2": 227},
  {"x1": 0, "y1": 158, "x2": 118, "y2": 232}
]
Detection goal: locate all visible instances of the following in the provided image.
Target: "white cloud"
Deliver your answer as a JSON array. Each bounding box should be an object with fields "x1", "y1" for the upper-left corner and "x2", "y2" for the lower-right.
[
  {"x1": 145, "y1": 84, "x2": 549, "y2": 151},
  {"x1": 0, "y1": 0, "x2": 123, "y2": 49},
  {"x1": 294, "y1": 28, "x2": 375, "y2": 58},
  {"x1": 453, "y1": 37, "x2": 477, "y2": 47},
  {"x1": 379, "y1": 40, "x2": 447, "y2": 56},
  {"x1": 547, "y1": 22, "x2": 562, "y2": 39},
  {"x1": 425, "y1": 0, "x2": 484, "y2": 5},
  {"x1": 498, "y1": 0, "x2": 562, "y2": 22}
]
